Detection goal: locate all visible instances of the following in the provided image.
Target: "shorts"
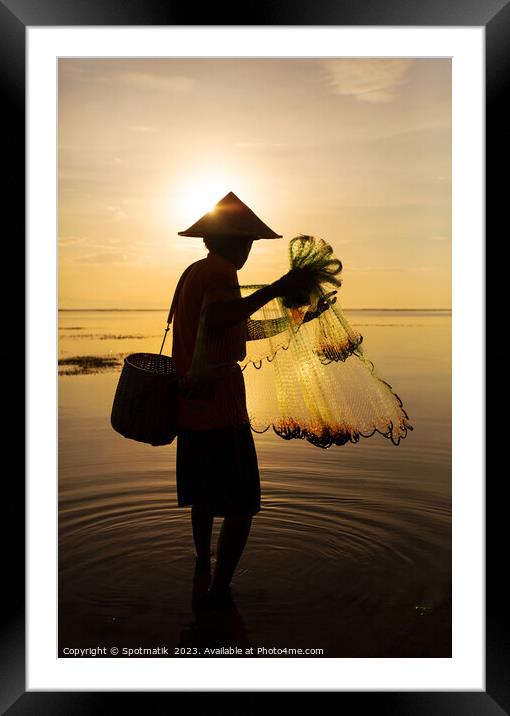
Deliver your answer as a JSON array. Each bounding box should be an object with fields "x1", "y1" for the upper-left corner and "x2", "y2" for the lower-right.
[{"x1": 175, "y1": 421, "x2": 261, "y2": 517}]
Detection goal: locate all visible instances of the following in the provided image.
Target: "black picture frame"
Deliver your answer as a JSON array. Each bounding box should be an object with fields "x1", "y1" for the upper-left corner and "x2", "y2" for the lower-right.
[{"x1": 5, "y1": 0, "x2": 500, "y2": 712}]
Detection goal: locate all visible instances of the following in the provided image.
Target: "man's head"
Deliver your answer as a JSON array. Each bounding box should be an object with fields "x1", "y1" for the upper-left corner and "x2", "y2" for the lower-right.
[{"x1": 203, "y1": 234, "x2": 255, "y2": 270}]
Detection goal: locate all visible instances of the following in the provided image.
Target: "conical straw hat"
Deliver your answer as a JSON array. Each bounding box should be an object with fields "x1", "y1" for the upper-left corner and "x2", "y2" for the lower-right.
[{"x1": 177, "y1": 191, "x2": 282, "y2": 240}]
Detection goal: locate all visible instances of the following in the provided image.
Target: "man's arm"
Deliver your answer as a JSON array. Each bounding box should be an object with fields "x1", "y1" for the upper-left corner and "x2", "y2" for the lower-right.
[
  {"x1": 246, "y1": 291, "x2": 339, "y2": 339},
  {"x1": 203, "y1": 284, "x2": 280, "y2": 331},
  {"x1": 203, "y1": 270, "x2": 331, "y2": 332}
]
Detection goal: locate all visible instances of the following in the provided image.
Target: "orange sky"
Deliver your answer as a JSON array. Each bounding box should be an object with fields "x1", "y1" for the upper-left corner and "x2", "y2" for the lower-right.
[{"x1": 58, "y1": 58, "x2": 451, "y2": 309}]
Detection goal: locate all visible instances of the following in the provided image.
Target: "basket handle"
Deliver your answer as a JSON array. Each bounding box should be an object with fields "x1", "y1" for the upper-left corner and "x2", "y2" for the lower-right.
[{"x1": 159, "y1": 262, "x2": 198, "y2": 356}]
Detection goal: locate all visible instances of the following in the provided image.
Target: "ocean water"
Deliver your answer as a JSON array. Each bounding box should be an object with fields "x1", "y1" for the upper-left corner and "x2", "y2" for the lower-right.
[{"x1": 58, "y1": 309, "x2": 451, "y2": 658}]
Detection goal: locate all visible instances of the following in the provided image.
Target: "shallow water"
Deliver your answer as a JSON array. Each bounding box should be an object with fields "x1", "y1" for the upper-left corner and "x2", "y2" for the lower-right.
[{"x1": 58, "y1": 309, "x2": 451, "y2": 657}]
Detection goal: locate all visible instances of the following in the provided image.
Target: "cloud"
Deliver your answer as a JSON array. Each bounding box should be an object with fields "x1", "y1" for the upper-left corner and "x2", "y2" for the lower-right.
[
  {"x1": 349, "y1": 265, "x2": 438, "y2": 273},
  {"x1": 107, "y1": 205, "x2": 129, "y2": 221},
  {"x1": 235, "y1": 142, "x2": 289, "y2": 150},
  {"x1": 319, "y1": 59, "x2": 413, "y2": 103},
  {"x1": 171, "y1": 240, "x2": 204, "y2": 252},
  {"x1": 128, "y1": 125, "x2": 158, "y2": 133},
  {"x1": 59, "y1": 236, "x2": 86, "y2": 246},
  {"x1": 74, "y1": 251, "x2": 136, "y2": 264},
  {"x1": 119, "y1": 71, "x2": 195, "y2": 93},
  {"x1": 349, "y1": 266, "x2": 405, "y2": 273},
  {"x1": 59, "y1": 64, "x2": 196, "y2": 95},
  {"x1": 60, "y1": 236, "x2": 126, "y2": 251}
]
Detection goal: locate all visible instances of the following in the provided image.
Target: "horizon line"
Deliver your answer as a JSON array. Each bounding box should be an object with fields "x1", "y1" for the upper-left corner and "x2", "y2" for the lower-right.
[{"x1": 58, "y1": 307, "x2": 453, "y2": 312}]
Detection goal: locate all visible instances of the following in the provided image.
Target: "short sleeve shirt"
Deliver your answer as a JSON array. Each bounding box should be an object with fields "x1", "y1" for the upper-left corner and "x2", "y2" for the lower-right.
[{"x1": 171, "y1": 251, "x2": 250, "y2": 430}]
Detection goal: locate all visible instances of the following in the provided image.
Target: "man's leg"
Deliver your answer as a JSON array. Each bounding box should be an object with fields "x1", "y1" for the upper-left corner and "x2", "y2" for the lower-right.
[
  {"x1": 191, "y1": 503, "x2": 214, "y2": 562},
  {"x1": 209, "y1": 514, "x2": 253, "y2": 594}
]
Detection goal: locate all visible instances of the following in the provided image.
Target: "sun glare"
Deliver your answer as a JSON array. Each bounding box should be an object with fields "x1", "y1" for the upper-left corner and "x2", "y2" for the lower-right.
[{"x1": 175, "y1": 173, "x2": 234, "y2": 227}]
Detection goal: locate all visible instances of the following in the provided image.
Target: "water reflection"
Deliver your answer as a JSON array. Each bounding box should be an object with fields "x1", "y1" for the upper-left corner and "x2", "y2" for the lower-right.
[{"x1": 58, "y1": 310, "x2": 451, "y2": 657}]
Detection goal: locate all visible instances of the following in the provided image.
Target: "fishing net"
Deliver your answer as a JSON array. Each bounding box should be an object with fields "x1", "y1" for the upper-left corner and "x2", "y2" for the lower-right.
[{"x1": 182, "y1": 234, "x2": 414, "y2": 449}]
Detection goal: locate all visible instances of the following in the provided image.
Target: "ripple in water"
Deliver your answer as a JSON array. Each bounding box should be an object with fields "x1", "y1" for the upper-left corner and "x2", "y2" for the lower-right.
[
  {"x1": 59, "y1": 460, "x2": 451, "y2": 656},
  {"x1": 58, "y1": 314, "x2": 451, "y2": 658}
]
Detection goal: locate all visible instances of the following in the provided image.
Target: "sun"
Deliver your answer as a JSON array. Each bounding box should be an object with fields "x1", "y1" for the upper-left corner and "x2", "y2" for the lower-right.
[{"x1": 175, "y1": 174, "x2": 232, "y2": 227}]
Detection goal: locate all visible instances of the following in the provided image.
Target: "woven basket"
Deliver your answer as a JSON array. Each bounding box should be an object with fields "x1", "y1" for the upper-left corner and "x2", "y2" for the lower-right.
[{"x1": 110, "y1": 352, "x2": 179, "y2": 447}]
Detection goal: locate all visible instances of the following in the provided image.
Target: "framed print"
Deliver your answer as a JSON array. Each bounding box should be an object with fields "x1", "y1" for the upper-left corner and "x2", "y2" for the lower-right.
[{"x1": 4, "y1": 0, "x2": 502, "y2": 711}]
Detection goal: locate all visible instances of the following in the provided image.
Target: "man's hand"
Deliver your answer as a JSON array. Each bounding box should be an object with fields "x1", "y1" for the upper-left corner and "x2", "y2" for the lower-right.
[
  {"x1": 302, "y1": 290, "x2": 338, "y2": 323},
  {"x1": 272, "y1": 267, "x2": 317, "y2": 298}
]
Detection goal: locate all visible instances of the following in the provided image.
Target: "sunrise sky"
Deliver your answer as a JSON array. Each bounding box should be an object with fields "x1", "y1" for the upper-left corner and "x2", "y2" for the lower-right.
[{"x1": 58, "y1": 58, "x2": 451, "y2": 309}]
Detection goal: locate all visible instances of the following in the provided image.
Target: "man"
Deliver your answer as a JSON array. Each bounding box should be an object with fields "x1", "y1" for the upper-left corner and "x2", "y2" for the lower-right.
[{"x1": 171, "y1": 192, "x2": 332, "y2": 608}]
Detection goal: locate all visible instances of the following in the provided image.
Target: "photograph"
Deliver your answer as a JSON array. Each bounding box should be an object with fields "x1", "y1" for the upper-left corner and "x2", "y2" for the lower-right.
[
  {"x1": 57, "y1": 57, "x2": 452, "y2": 658},
  {"x1": 7, "y1": 9, "x2": 495, "y2": 708}
]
